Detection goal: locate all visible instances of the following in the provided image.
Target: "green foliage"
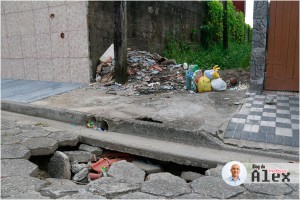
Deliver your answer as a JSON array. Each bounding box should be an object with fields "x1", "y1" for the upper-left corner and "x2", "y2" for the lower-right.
[
  {"x1": 164, "y1": 36, "x2": 252, "y2": 70},
  {"x1": 200, "y1": 0, "x2": 252, "y2": 47},
  {"x1": 163, "y1": 0, "x2": 253, "y2": 70}
]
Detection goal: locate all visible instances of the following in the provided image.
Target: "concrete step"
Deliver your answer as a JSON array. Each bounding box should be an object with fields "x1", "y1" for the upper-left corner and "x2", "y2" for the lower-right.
[{"x1": 2, "y1": 111, "x2": 298, "y2": 169}]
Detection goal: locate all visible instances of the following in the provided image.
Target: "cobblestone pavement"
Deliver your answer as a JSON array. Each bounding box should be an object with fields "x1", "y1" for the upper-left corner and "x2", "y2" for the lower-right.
[
  {"x1": 224, "y1": 92, "x2": 299, "y2": 147},
  {"x1": 1, "y1": 111, "x2": 299, "y2": 199}
]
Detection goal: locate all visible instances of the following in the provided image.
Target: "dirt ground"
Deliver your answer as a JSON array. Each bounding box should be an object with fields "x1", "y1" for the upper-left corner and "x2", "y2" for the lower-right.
[{"x1": 219, "y1": 69, "x2": 250, "y2": 85}]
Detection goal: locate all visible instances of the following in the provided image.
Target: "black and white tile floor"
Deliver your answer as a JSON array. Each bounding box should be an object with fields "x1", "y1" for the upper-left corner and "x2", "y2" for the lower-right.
[{"x1": 224, "y1": 92, "x2": 299, "y2": 147}]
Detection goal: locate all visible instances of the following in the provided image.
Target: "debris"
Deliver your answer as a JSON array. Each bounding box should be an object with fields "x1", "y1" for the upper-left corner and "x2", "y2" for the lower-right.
[
  {"x1": 73, "y1": 168, "x2": 89, "y2": 182},
  {"x1": 265, "y1": 96, "x2": 276, "y2": 105},
  {"x1": 234, "y1": 102, "x2": 240, "y2": 105},
  {"x1": 100, "y1": 44, "x2": 114, "y2": 62},
  {"x1": 229, "y1": 77, "x2": 238, "y2": 86}
]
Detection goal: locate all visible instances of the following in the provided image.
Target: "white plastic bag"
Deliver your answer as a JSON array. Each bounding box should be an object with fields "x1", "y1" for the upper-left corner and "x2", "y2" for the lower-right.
[{"x1": 211, "y1": 78, "x2": 227, "y2": 91}]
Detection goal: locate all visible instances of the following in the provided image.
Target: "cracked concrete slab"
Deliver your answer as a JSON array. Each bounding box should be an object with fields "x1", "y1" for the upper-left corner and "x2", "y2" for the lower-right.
[
  {"x1": 1, "y1": 144, "x2": 31, "y2": 159},
  {"x1": 1, "y1": 159, "x2": 39, "y2": 177},
  {"x1": 23, "y1": 137, "x2": 58, "y2": 156}
]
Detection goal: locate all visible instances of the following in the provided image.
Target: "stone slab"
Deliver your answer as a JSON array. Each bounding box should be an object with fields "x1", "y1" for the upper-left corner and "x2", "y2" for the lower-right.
[
  {"x1": 1, "y1": 135, "x2": 25, "y2": 145},
  {"x1": 132, "y1": 160, "x2": 162, "y2": 174},
  {"x1": 243, "y1": 183, "x2": 293, "y2": 196},
  {"x1": 71, "y1": 163, "x2": 89, "y2": 174},
  {"x1": 24, "y1": 137, "x2": 58, "y2": 156},
  {"x1": 141, "y1": 172, "x2": 191, "y2": 197},
  {"x1": 48, "y1": 151, "x2": 71, "y2": 179},
  {"x1": 20, "y1": 129, "x2": 52, "y2": 138},
  {"x1": 1, "y1": 176, "x2": 47, "y2": 198},
  {"x1": 191, "y1": 176, "x2": 245, "y2": 199},
  {"x1": 73, "y1": 168, "x2": 89, "y2": 182},
  {"x1": 88, "y1": 177, "x2": 140, "y2": 198},
  {"x1": 62, "y1": 192, "x2": 106, "y2": 199},
  {"x1": 47, "y1": 131, "x2": 79, "y2": 147},
  {"x1": 40, "y1": 178, "x2": 88, "y2": 198},
  {"x1": 108, "y1": 160, "x2": 146, "y2": 184},
  {"x1": 177, "y1": 193, "x2": 214, "y2": 199},
  {"x1": 180, "y1": 171, "x2": 204, "y2": 182},
  {"x1": 118, "y1": 191, "x2": 164, "y2": 199},
  {"x1": 1, "y1": 144, "x2": 31, "y2": 159},
  {"x1": 79, "y1": 144, "x2": 103, "y2": 156},
  {"x1": 1, "y1": 159, "x2": 39, "y2": 177},
  {"x1": 63, "y1": 150, "x2": 96, "y2": 163}
]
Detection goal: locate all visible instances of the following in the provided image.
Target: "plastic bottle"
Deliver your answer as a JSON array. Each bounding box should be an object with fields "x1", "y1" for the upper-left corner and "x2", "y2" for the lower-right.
[{"x1": 185, "y1": 65, "x2": 194, "y2": 90}]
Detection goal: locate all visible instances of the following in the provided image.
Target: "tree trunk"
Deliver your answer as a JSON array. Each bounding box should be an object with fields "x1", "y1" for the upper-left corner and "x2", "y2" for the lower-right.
[{"x1": 114, "y1": 1, "x2": 127, "y2": 84}]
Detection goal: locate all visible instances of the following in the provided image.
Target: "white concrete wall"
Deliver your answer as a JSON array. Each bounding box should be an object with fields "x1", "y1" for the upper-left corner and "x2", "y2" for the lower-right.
[{"x1": 1, "y1": 1, "x2": 90, "y2": 83}]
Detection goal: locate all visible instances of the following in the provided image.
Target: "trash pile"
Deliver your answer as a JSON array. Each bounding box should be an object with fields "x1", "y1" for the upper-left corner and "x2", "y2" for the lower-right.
[
  {"x1": 70, "y1": 151, "x2": 135, "y2": 184},
  {"x1": 94, "y1": 45, "x2": 185, "y2": 95},
  {"x1": 94, "y1": 44, "x2": 247, "y2": 95},
  {"x1": 185, "y1": 65, "x2": 227, "y2": 93}
]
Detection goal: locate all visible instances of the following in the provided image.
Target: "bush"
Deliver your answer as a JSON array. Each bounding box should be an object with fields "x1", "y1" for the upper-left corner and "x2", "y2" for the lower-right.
[
  {"x1": 164, "y1": 36, "x2": 252, "y2": 70},
  {"x1": 163, "y1": 0, "x2": 252, "y2": 70}
]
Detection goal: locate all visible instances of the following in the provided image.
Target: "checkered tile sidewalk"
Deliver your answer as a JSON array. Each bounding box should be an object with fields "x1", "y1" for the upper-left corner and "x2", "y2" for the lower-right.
[{"x1": 224, "y1": 93, "x2": 299, "y2": 147}]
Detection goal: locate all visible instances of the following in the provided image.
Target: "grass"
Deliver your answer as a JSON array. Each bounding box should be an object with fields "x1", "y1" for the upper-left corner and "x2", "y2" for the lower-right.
[{"x1": 163, "y1": 37, "x2": 252, "y2": 71}]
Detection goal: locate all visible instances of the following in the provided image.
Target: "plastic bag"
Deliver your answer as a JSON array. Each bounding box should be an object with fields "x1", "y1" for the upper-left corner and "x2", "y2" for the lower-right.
[
  {"x1": 197, "y1": 75, "x2": 212, "y2": 93},
  {"x1": 211, "y1": 78, "x2": 227, "y2": 91},
  {"x1": 204, "y1": 65, "x2": 220, "y2": 80}
]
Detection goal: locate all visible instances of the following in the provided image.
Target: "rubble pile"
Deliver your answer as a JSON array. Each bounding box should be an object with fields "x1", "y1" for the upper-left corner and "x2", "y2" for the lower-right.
[{"x1": 94, "y1": 50, "x2": 186, "y2": 95}]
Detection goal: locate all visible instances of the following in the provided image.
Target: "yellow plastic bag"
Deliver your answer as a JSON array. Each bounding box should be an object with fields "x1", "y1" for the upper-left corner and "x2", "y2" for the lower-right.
[
  {"x1": 197, "y1": 75, "x2": 212, "y2": 93},
  {"x1": 212, "y1": 65, "x2": 220, "y2": 79}
]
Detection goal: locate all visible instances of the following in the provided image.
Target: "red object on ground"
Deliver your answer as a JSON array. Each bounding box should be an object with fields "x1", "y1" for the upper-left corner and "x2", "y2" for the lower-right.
[
  {"x1": 88, "y1": 172, "x2": 102, "y2": 180},
  {"x1": 91, "y1": 158, "x2": 123, "y2": 173}
]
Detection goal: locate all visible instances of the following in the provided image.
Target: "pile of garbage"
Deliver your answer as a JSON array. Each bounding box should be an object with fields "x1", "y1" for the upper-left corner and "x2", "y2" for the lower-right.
[
  {"x1": 94, "y1": 45, "x2": 185, "y2": 95},
  {"x1": 185, "y1": 65, "x2": 227, "y2": 93},
  {"x1": 94, "y1": 44, "x2": 246, "y2": 95}
]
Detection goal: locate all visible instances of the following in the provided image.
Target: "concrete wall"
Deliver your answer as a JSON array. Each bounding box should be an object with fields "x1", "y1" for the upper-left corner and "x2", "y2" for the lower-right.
[
  {"x1": 1, "y1": 1, "x2": 90, "y2": 83},
  {"x1": 88, "y1": 1, "x2": 206, "y2": 81}
]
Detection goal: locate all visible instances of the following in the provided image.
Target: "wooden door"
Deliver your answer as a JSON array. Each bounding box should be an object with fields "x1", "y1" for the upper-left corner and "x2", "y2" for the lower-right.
[{"x1": 265, "y1": 1, "x2": 299, "y2": 91}]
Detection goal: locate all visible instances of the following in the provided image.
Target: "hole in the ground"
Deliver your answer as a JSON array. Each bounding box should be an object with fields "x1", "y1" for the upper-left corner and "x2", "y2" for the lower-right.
[
  {"x1": 86, "y1": 116, "x2": 109, "y2": 131},
  {"x1": 30, "y1": 144, "x2": 208, "y2": 185},
  {"x1": 136, "y1": 117, "x2": 163, "y2": 123}
]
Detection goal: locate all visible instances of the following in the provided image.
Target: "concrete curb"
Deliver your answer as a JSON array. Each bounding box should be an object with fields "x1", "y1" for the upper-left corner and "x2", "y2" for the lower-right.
[{"x1": 1, "y1": 100, "x2": 298, "y2": 162}]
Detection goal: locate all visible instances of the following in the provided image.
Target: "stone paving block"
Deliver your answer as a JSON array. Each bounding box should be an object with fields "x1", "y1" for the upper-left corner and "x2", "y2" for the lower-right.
[
  {"x1": 1, "y1": 144, "x2": 31, "y2": 159},
  {"x1": 205, "y1": 165, "x2": 223, "y2": 177},
  {"x1": 1, "y1": 135, "x2": 25, "y2": 145},
  {"x1": 73, "y1": 168, "x2": 89, "y2": 182},
  {"x1": 47, "y1": 131, "x2": 79, "y2": 147},
  {"x1": 283, "y1": 191, "x2": 299, "y2": 199},
  {"x1": 1, "y1": 176, "x2": 48, "y2": 199},
  {"x1": 232, "y1": 191, "x2": 282, "y2": 199},
  {"x1": 177, "y1": 193, "x2": 214, "y2": 199},
  {"x1": 243, "y1": 183, "x2": 294, "y2": 196},
  {"x1": 191, "y1": 176, "x2": 245, "y2": 199},
  {"x1": 4, "y1": 191, "x2": 50, "y2": 199},
  {"x1": 108, "y1": 160, "x2": 146, "y2": 184},
  {"x1": 141, "y1": 172, "x2": 191, "y2": 197},
  {"x1": 40, "y1": 178, "x2": 89, "y2": 198},
  {"x1": 180, "y1": 171, "x2": 204, "y2": 182},
  {"x1": 79, "y1": 144, "x2": 103, "y2": 156},
  {"x1": 20, "y1": 129, "x2": 52, "y2": 138},
  {"x1": 286, "y1": 183, "x2": 299, "y2": 191},
  {"x1": 24, "y1": 137, "x2": 58, "y2": 156},
  {"x1": 62, "y1": 191, "x2": 106, "y2": 199},
  {"x1": 48, "y1": 151, "x2": 71, "y2": 179},
  {"x1": 118, "y1": 191, "x2": 164, "y2": 199},
  {"x1": 1, "y1": 159, "x2": 39, "y2": 177},
  {"x1": 88, "y1": 177, "x2": 140, "y2": 198},
  {"x1": 71, "y1": 163, "x2": 89, "y2": 174},
  {"x1": 132, "y1": 160, "x2": 162, "y2": 174},
  {"x1": 1, "y1": 119, "x2": 16, "y2": 130},
  {"x1": 63, "y1": 151, "x2": 96, "y2": 163},
  {"x1": 1, "y1": 128, "x2": 22, "y2": 136}
]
